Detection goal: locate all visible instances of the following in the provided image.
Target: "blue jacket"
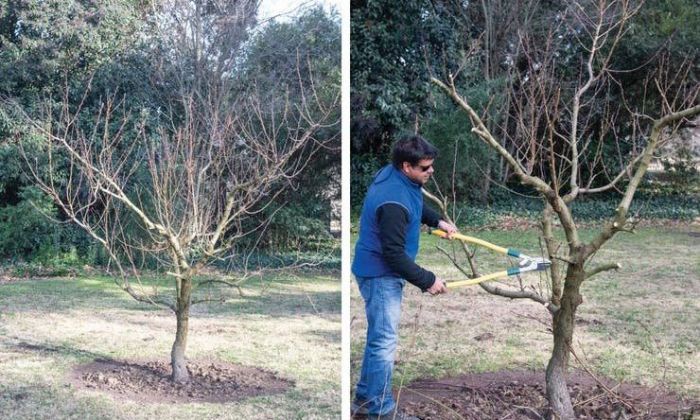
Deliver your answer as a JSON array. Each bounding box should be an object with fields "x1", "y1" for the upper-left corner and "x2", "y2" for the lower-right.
[{"x1": 352, "y1": 164, "x2": 424, "y2": 279}]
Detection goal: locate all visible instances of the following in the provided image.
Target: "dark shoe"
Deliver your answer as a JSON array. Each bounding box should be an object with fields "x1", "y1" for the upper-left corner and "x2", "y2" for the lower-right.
[{"x1": 351, "y1": 399, "x2": 370, "y2": 416}]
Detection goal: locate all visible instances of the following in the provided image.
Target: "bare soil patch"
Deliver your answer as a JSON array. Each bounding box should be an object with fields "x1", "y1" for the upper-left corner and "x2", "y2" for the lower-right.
[
  {"x1": 390, "y1": 370, "x2": 697, "y2": 419},
  {"x1": 71, "y1": 359, "x2": 293, "y2": 404}
]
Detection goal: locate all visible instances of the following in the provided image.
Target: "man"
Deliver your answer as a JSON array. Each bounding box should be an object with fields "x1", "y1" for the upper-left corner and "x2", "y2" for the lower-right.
[{"x1": 352, "y1": 134, "x2": 458, "y2": 419}]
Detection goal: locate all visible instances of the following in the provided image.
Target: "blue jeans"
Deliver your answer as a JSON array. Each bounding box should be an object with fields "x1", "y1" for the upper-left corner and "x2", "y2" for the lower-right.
[{"x1": 355, "y1": 275, "x2": 405, "y2": 416}]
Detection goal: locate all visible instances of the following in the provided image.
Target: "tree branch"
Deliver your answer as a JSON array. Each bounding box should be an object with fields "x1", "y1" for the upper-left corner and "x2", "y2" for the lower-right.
[
  {"x1": 587, "y1": 103, "x2": 700, "y2": 258},
  {"x1": 585, "y1": 262, "x2": 621, "y2": 280}
]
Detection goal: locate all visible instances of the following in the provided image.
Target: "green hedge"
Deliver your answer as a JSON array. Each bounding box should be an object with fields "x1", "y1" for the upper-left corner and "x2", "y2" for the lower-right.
[{"x1": 450, "y1": 193, "x2": 699, "y2": 228}]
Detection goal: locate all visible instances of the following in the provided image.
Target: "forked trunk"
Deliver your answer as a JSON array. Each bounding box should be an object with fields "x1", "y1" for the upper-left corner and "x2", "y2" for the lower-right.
[
  {"x1": 171, "y1": 277, "x2": 192, "y2": 382},
  {"x1": 545, "y1": 269, "x2": 584, "y2": 419}
]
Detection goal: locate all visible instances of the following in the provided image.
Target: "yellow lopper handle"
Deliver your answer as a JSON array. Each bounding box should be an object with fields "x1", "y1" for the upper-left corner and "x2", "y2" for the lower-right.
[
  {"x1": 445, "y1": 270, "x2": 510, "y2": 288},
  {"x1": 430, "y1": 229, "x2": 510, "y2": 255}
]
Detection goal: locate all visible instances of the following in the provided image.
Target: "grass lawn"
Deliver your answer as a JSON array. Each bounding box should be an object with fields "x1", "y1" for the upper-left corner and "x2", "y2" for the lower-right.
[
  {"x1": 351, "y1": 225, "x2": 700, "y2": 399},
  {"x1": 0, "y1": 270, "x2": 340, "y2": 419}
]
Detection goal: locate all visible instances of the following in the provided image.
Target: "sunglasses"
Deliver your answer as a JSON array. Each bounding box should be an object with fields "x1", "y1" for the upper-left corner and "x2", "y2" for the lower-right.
[{"x1": 414, "y1": 163, "x2": 433, "y2": 172}]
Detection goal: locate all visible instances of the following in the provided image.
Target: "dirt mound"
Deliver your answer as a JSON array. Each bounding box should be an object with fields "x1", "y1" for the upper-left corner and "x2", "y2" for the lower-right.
[
  {"x1": 72, "y1": 359, "x2": 293, "y2": 403},
  {"x1": 392, "y1": 370, "x2": 697, "y2": 420}
]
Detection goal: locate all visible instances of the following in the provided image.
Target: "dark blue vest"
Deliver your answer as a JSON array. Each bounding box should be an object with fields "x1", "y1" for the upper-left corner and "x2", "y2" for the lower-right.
[{"x1": 352, "y1": 164, "x2": 423, "y2": 277}]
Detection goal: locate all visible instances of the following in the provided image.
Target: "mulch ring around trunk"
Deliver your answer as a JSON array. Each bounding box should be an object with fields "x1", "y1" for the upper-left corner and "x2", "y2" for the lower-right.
[
  {"x1": 390, "y1": 370, "x2": 697, "y2": 420},
  {"x1": 71, "y1": 359, "x2": 293, "y2": 404}
]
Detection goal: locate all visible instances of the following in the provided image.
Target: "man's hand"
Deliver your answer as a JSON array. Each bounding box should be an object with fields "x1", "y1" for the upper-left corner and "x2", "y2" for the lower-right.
[
  {"x1": 427, "y1": 277, "x2": 447, "y2": 295},
  {"x1": 437, "y1": 220, "x2": 458, "y2": 238}
]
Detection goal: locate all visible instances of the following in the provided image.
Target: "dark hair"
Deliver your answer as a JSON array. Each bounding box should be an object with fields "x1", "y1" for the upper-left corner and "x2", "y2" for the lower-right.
[{"x1": 391, "y1": 134, "x2": 438, "y2": 168}]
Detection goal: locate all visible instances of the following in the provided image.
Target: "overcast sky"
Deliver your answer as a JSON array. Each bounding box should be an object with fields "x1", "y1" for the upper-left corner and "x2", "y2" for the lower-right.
[{"x1": 258, "y1": 0, "x2": 340, "y2": 21}]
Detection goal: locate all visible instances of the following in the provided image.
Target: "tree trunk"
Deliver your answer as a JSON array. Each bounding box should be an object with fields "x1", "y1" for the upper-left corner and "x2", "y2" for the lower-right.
[
  {"x1": 171, "y1": 277, "x2": 192, "y2": 382},
  {"x1": 479, "y1": 159, "x2": 491, "y2": 204},
  {"x1": 545, "y1": 268, "x2": 584, "y2": 419}
]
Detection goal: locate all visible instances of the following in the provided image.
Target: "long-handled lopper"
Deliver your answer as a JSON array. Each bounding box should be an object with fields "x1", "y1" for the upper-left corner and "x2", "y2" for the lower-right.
[{"x1": 429, "y1": 229, "x2": 552, "y2": 288}]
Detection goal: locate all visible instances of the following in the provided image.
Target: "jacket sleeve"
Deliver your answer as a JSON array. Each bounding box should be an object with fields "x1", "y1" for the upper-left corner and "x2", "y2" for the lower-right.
[
  {"x1": 421, "y1": 204, "x2": 441, "y2": 228},
  {"x1": 377, "y1": 203, "x2": 436, "y2": 291}
]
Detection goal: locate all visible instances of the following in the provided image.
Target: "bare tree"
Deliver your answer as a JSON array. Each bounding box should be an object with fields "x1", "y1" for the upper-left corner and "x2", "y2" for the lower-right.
[
  {"x1": 430, "y1": 0, "x2": 699, "y2": 417},
  {"x1": 8, "y1": 0, "x2": 339, "y2": 383}
]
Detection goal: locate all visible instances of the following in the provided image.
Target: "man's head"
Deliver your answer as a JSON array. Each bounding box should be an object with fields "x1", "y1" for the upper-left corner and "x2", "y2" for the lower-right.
[{"x1": 392, "y1": 134, "x2": 438, "y2": 185}]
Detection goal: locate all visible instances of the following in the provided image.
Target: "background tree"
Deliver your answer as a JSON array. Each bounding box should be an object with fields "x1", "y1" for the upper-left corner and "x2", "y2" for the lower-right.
[
  {"x1": 0, "y1": 0, "x2": 152, "y2": 260},
  {"x1": 1, "y1": 1, "x2": 341, "y2": 263},
  {"x1": 350, "y1": 0, "x2": 469, "y2": 207},
  {"x1": 349, "y1": 0, "x2": 543, "y2": 206},
  {"x1": 430, "y1": 0, "x2": 699, "y2": 417},
  {"x1": 351, "y1": 0, "x2": 699, "y2": 212},
  {"x1": 237, "y1": 6, "x2": 341, "y2": 247}
]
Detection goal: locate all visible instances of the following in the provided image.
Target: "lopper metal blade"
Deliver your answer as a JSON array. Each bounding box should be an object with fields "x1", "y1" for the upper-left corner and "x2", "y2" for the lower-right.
[{"x1": 518, "y1": 256, "x2": 552, "y2": 273}]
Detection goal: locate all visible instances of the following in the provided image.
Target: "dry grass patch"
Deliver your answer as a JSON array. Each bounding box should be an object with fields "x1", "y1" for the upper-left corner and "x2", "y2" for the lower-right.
[{"x1": 0, "y1": 271, "x2": 340, "y2": 419}]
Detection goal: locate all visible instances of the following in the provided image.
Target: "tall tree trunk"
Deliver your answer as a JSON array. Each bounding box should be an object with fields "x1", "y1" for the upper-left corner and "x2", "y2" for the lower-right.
[
  {"x1": 479, "y1": 159, "x2": 491, "y2": 203},
  {"x1": 171, "y1": 277, "x2": 192, "y2": 382},
  {"x1": 480, "y1": 0, "x2": 494, "y2": 205},
  {"x1": 545, "y1": 265, "x2": 584, "y2": 419}
]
